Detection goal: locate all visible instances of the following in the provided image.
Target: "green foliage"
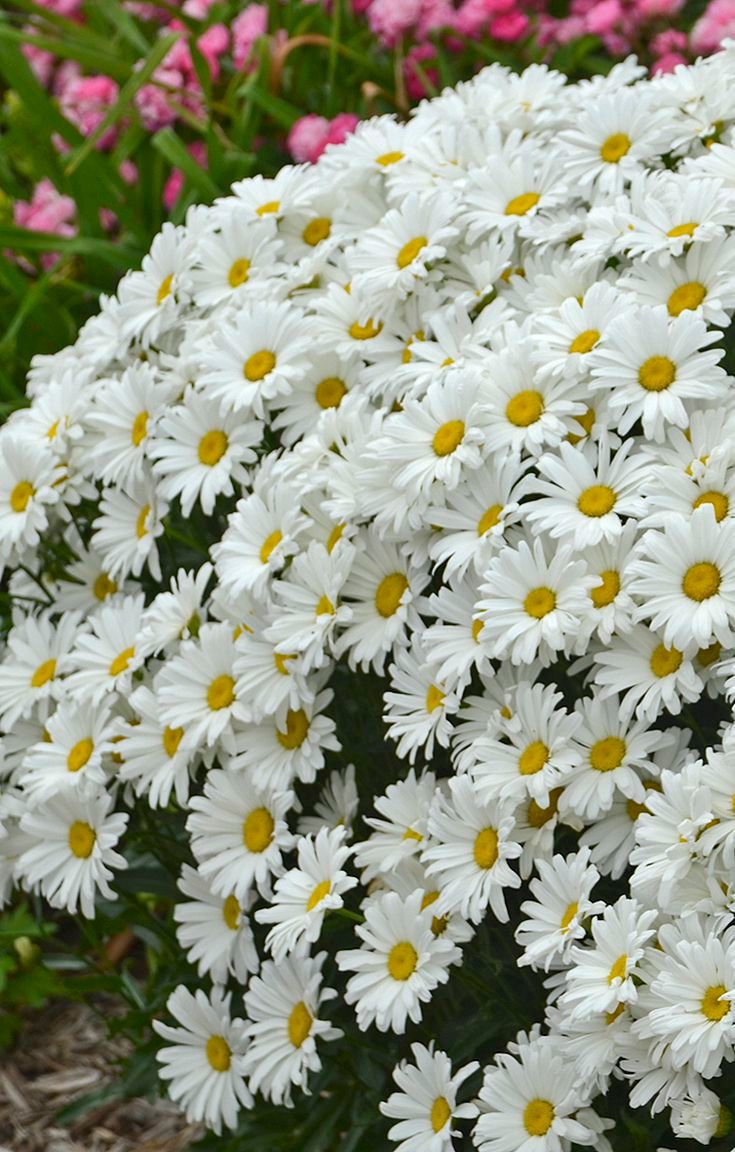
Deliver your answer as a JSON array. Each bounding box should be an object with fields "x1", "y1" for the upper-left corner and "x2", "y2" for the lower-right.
[{"x1": 0, "y1": 900, "x2": 70, "y2": 1045}]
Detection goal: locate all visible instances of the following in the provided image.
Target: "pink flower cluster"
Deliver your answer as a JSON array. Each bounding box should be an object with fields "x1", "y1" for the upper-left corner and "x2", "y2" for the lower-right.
[{"x1": 286, "y1": 113, "x2": 360, "y2": 164}]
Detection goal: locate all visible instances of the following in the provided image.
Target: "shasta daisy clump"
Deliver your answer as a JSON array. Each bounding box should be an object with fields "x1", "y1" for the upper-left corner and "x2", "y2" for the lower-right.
[{"x1": 5, "y1": 45, "x2": 735, "y2": 1152}]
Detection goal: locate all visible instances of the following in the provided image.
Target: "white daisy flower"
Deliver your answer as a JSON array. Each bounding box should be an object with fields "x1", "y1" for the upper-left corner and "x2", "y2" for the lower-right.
[
  {"x1": 198, "y1": 301, "x2": 313, "y2": 417},
  {"x1": 383, "y1": 639, "x2": 460, "y2": 765},
  {"x1": 117, "y1": 683, "x2": 195, "y2": 809},
  {"x1": 16, "y1": 786, "x2": 128, "y2": 918},
  {"x1": 189, "y1": 212, "x2": 284, "y2": 308},
  {"x1": 0, "y1": 435, "x2": 60, "y2": 561},
  {"x1": 117, "y1": 221, "x2": 193, "y2": 348},
  {"x1": 186, "y1": 768, "x2": 293, "y2": 900},
  {"x1": 380, "y1": 1042, "x2": 479, "y2": 1152},
  {"x1": 154, "y1": 986, "x2": 252, "y2": 1134},
  {"x1": 65, "y1": 593, "x2": 145, "y2": 704},
  {"x1": 353, "y1": 769, "x2": 436, "y2": 881},
  {"x1": 422, "y1": 575, "x2": 492, "y2": 690},
  {"x1": 618, "y1": 234, "x2": 735, "y2": 325},
  {"x1": 212, "y1": 482, "x2": 308, "y2": 601},
  {"x1": 90, "y1": 476, "x2": 167, "y2": 582},
  {"x1": 532, "y1": 281, "x2": 631, "y2": 380},
  {"x1": 265, "y1": 541, "x2": 355, "y2": 674},
  {"x1": 560, "y1": 895, "x2": 657, "y2": 1020},
  {"x1": 482, "y1": 343, "x2": 585, "y2": 459},
  {"x1": 84, "y1": 362, "x2": 170, "y2": 488},
  {"x1": 337, "y1": 889, "x2": 459, "y2": 1034},
  {"x1": 149, "y1": 389, "x2": 262, "y2": 516},
  {"x1": 0, "y1": 610, "x2": 81, "y2": 728},
  {"x1": 515, "y1": 848, "x2": 604, "y2": 972},
  {"x1": 271, "y1": 352, "x2": 360, "y2": 446},
  {"x1": 478, "y1": 535, "x2": 595, "y2": 665},
  {"x1": 558, "y1": 88, "x2": 671, "y2": 194},
  {"x1": 233, "y1": 628, "x2": 312, "y2": 725},
  {"x1": 138, "y1": 563, "x2": 212, "y2": 657},
  {"x1": 242, "y1": 949, "x2": 341, "y2": 1105},
  {"x1": 422, "y1": 775, "x2": 522, "y2": 925},
  {"x1": 230, "y1": 685, "x2": 340, "y2": 791},
  {"x1": 255, "y1": 827, "x2": 357, "y2": 960},
  {"x1": 157, "y1": 622, "x2": 244, "y2": 748},
  {"x1": 19, "y1": 697, "x2": 115, "y2": 802},
  {"x1": 461, "y1": 138, "x2": 568, "y2": 240},
  {"x1": 54, "y1": 544, "x2": 125, "y2": 614},
  {"x1": 590, "y1": 624, "x2": 703, "y2": 722},
  {"x1": 589, "y1": 305, "x2": 727, "y2": 442},
  {"x1": 297, "y1": 763, "x2": 359, "y2": 839},
  {"x1": 173, "y1": 864, "x2": 259, "y2": 984},
  {"x1": 617, "y1": 171, "x2": 735, "y2": 264},
  {"x1": 629, "y1": 506, "x2": 735, "y2": 649}
]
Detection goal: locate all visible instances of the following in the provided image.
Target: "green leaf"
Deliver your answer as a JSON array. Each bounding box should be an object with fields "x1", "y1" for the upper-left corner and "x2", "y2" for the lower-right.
[
  {"x1": 0, "y1": 226, "x2": 140, "y2": 265},
  {"x1": 242, "y1": 84, "x2": 302, "y2": 130},
  {"x1": 152, "y1": 128, "x2": 219, "y2": 199},
  {"x1": 91, "y1": 0, "x2": 150, "y2": 55}
]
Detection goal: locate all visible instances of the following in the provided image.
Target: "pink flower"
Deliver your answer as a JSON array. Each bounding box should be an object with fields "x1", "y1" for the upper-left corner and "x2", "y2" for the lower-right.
[
  {"x1": 21, "y1": 38, "x2": 55, "y2": 88},
  {"x1": 183, "y1": 0, "x2": 219, "y2": 15},
  {"x1": 162, "y1": 140, "x2": 207, "y2": 211},
  {"x1": 287, "y1": 112, "x2": 359, "y2": 164},
  {"x1": 691, "y1": 0, "x2": 735, "y2": 54},
  {"x1": 232, "y1": 4, "x2": 268, "y2": 69},
  {"x1": 197, "y1": 23, "x2": 230, "y2": 80},
  {"x1": 405, "y1": 42, "x2": 439, "y2": 99},
  {"x1": 366, "y1": 0, "x2": 422, "y2": 47},
  {"x1": 14, "y1": 179, "x2": 77, "y2": 271},
  {"x1": 651, "y1": 50, "x2": 687, "y2": 72},
  {"x1": 585, "y1": 0, "x2": 622, "y2": 35},
  {"x1": 489, "y1": 7, "x2": 530, "y2": 40},
  {"x1": 60, "y1": 75, "x2": 120, "y2": 149},
  {"x1": 134, "y1": 70, "x2": 180, "y2": 130},
  {"x1": 651, "y1": 28, "x2": 688, "y2": 53},
  {"x1": 34, "y1": 0, "x2": 84, "y2": 15},
  {"x1": 634, "y1": 0, "x2": 684, "y2": 16}
]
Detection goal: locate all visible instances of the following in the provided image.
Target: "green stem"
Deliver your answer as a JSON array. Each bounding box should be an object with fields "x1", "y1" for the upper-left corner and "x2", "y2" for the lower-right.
[{"x1": 333, "y1": 907, "x2": 365, "y2": 925}]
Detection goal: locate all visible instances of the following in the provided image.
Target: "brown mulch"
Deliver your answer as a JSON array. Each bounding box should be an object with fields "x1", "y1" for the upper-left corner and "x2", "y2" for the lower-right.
[{"x1": 0, "y1": 999, "x2": 204, "y2": 1152}]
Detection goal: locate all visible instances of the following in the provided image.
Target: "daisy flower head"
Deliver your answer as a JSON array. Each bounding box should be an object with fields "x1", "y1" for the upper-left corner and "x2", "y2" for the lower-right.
[
  {"x1": 516, "y1": 848, "x2": 604, "y2": 972},
  {"x1": 461, "y1": 138, "x2": 569, "y2": 242},
  {"x1": 478, "y1": 535, "x2": 595, "y2": 666},
  {"x1": 0, "y1": 610, "x2": 81, "y2": 729},
  {"x1": 173, "y1": 864, "x2": 259, "y2": 985},
  {"x1": 618, "y1": 171, "x2": 735, "y2": 265},
  {"x1": 353, "y1": 768, "x2": 436, "y2": 881},
  {"x1": 591, "y1": 624, "x2": 704, "y2": 722},
  {"x1": 532, "y1": 280, "x2": 632, "y2": 381},
  {"x1": 560, "y1": 895, "x2": 657, "y2": 1021},
  {"x1": 271, "y1": 351, "x2": 360, "y2": 447},
  {"x1": 337, "y1": 889, "x2": 459, "y2": 1034},
  {"x1": 255, "y1": 827, "x2": 357, "y2": 961},
  {"x1": 186, "y1": 768, "x2": 294, "y2": 901},
  {"x1": 558, "y1": 88, "x2": 671, "y2": 195},
  {"x1": 212, "y1": 482, "x2": 308, "y2": 602},
  {"x1": 19, "y1": 696, "x2": 115, "y2": 803},
  {"x1": 242, "y1": 949, "x2": 341, "y2": 1106},
  {"x1": 189, "y1": 210, "x2": 285, "y2": 309},
  {"x1": 117, "y1": 683, "x2": 196, "y2": 809},
  {"x1": 154, "y1": 986, "x2": 252, "y2": 1134},
  {"x1": 422, "y1": 775, "x2": 522, "y2": 925},
  {"x1": 117, "y1": 221, "x2": 193, "y2": 348},
  {"x1": 65, "y1": 593, "x2": 145, "y2": 704},
  {"x1": 138, "y1": 563, "x2": 213, "y2": 658},
  {"x1": 0, "y1": 434, "x2": 60, "y2": 561},
  {"x1": 157, "y1": 621, "x2": 244, "y2": 749},
  {"x1": 265, "y1": 540, "x2": 355, "y2": 674},
  {"x1": 383, "y1": 638, "x2": 460, "y2": 765},
  {"x1": 629, "y1": 506, "x2": 735, "y2": 650},
  {"x1": 231, "y1": 683, "x2": 339, "y2": 791},
  {"x1": 380, "y1": 1042, "x2": 479, "y2": 1152},
  {"x1": 90, "y1": 476, "x2": 167, "y2": 582},
  {"x1": 16, "y1": 786, "x2": 128, "y2": 918},
  {"x1": 482, "y1": 342, "x2": 586, "y2": 459},
  {"x1": 589, "y1": 305, "x2": 726, "y2": 442},
  {"x1": 84, "y1": 361, "x2": 170, "y2": 488}
]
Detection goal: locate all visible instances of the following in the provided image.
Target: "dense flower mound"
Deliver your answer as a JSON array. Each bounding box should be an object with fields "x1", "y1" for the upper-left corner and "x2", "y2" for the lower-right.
[{"x1": 6, "y1": 45, "x2": 735, "y2": 1150}]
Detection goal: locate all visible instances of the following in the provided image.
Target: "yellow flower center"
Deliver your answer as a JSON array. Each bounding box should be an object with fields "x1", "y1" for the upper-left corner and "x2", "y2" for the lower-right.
[
  {"x1": 667, "y1": 221, "x2": 698, "y2": 238},
  {"x1": 667, "y1": 280, "x2": 706, "y2": 317},
  {"x1": 274, "y1": 652, "x2": 296, "y2": 676},
  {"x1": 198, "y1": 429, "x2": 228, "y2": 466},
  {"x1": 523, "y1": 1099, "x2": 555, "y2": 1137},
  {"x1": 519, "y1": 740, "x2": 548, "y2": 776},
  {"x1": 387, "y1": 941, "x2": 418, "y2": 981},
  {"x1": 701, "y1": 984, "x2": 729, "y2": 1022},
  {"x1": 638, "y1": 355, "x2": 676, "y2": 392},
  {"x1": 228, "y1": 258, "x2": 250, "y2": 287},
  {"x1": 205, "y1": 1035, "x2": 231, "y2": 1072},
  {"x1": 578, "y1": 484, "x2": 616, "y2": 518},
  {"x1": 131, "y1": 410, "x2": 148, "y2": 446},
  {"x1": 682, "y1": 561, "x2": 721, "y2": 602},
  {"x1": 697, "y1": 641, "x2": 722, "y2": 667},
  {"x1": 244, "y1": 350, "x2": 276, "y2": 382},
  {"x1": 260, "y1": 529, "x2": 283, "y2": 564},
  {"x1": 569, "y1": 328, "x2": 600, "y2": 354},
  {"x1": 243, "y1": 807, "x2": 275, "y2": 852},
  {"x1": 222, "y1": 894, "x2": 240, "y2": 930},
  {"x1": 256, "y1": 200, "x2": 280, "y2": 216},
  {"x1": 600, "y1": 133, "x2": 630, "y2": 163},
  {"x1": 506, "y1": 390, "x2": 544, "y2": 427},
  {"x1": 287, "y1": 1000, "x2": 313, "y2": 1047},
  {"x1": 162, "y1": 725, "x2": 184, "y2": 757},
  {"x1": 430, "y1": 1096, "x2": 451, "y2": 1133},
  {"x1": 432, "y1": 420, "x2": 465, "y2": 457},
  {"x1": 326, "y1": 523, "x2": 345, "y2": 553},
  {"x1": 591, "y1": 569, "x2": 620, "y2": 609},
  {"x1": 31, "y1": 658, "x2": 56, "y2": 688},
  {"x1": 375, "y1": 150, "x2": 404, "y2": 166},
  {"x1": 316, "y1": 595, "x2": 335, "y2": 617},
  {"x1": 68, "y1": 820, "x2": 96, "y2": 859},
  {"x1": 650, "y1": 643, "x2": 682, "y2": 678},
  {"x1": 560, "y1": 902, "x2": 578, "y2": 932},
  {"x1": 277, "y1": 708, "x2": 309, "y2": 750},
  {"x1": 474, "y1": 826, "x2": 499, "y2": 869},
  {"x1": 315, "y1": 376, "x2": 347, "y2": 409},
  {"x1": 10, "y1": 481, "x2": 34, "y2": 513},
  {"x1": 375, "y1": 572, "x2": 408, "y2": 618},
  {"x1": 157, "y1": 274, "x2": 173, "y2": 305},
  {"x1": 403, "y1": 827, "x2": 423, "y2": 842},
  {"x1": 397, "y1": 235, "x2": 427, "y2": 269},
  {"x1": 590, "y1": 736, "x2": 626, "y2": 772},
  {"x1": 606, "y1": 1003, "x2": 626, "y2": 1025},
  {"x1": 524, "y1": 586, "x2": 556, "y2": 619},
  {"x1": 477, "y1": 503, "x2": 502, "y2": 536},
  {"x1": 302, "y1": 217, "x2": 331, "y2": 246},
  {"x1": 472, "y1": 618, "x2": 484, "y2": 642},
  {"x1": 93, "y1": 572, "x2": 117, "y2": 601},
  {"x1": 306, "y1": 879, "x2": 331, "y2": 912},
  {"x1": 425, "y1": 684, "x2": 445, "y2": 713},
  {"x1": 349, "y1": 318, "x2": 382, "y2": 340},
  {"x1": 135, "y1": 504, "x2": 149, "y2": 540},
  {"x1": 67, "y1": 738, "x2": 94, "y2": 773},
  {"x1": 693, "y1": 491, "x2": 728, "y2": 522},
  {"x1": 527, "y1": 788, "x2": 561, "y2": 828},
  {"x1": 505, "y1": 192, "x2": 540, "y2": 216},
  {"x1": 109, "y1": 646, "x2": 135, "y2": 677},
  {"x1": 47, "y1": 418, "x2": 60, "y2": 441},
  {"x1": 608, "y1": 954, "x2": 628, "y2": 984},
  {"x1": 207, "y1": 674, "x2": 235, "y2": 711}
]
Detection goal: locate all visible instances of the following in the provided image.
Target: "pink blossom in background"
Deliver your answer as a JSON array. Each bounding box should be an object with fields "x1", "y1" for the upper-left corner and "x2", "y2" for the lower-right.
[
  {"x1": 651, "y1": 49, "x2": 687, "y2": 70},
  {"x1": 651, "y1": 27, "x2": 688, "y2": 52},
  {"x1": 366, "y1": 0, "x2": 422, "y2": 47},
  {"x1": 183, "y1": 0, "x2": 220, "y2": 16},
  {"x1": 635, "y1": 0, "x2": 684, "y2": 17},
  {"x1": 405, "y1": 43, "x2": 440, "y2": 99},
  {"x1": 197, "y1": 23, "x2": 230, "y2": 79},
  {"x1": 287, "y1": 113, "x2": 359, "y2": 164},
  {"x1": 21, "y1": 38, "x2": 56, "y2": 87},
  {"x1": 162, "y1": 140, "x2": 207, "y2": 210},
  {"x1": 585, "y1": 0, "x2": 622, "y2": 35},
  {"x1": 14, "y1": 179, "x2": 77, "y2": 271},
  {"x1": 60, "y1": 75, "x2": 121, "y2": 149},
  {"x1": 34, "y1": 0, "x2": 84, "y2": 15},
  {"x1": 489, "y1": 7, "x2": 530, "y2": 39},
  {"x1": 232, "y1": 4, "x2": 268, "y2": 69},
  {"x1": 134, "y1": 70, "x2": 180, "y2": 130},
  {"x1": 691, "y1": 0, "x2": 735, "y2": 53}
]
